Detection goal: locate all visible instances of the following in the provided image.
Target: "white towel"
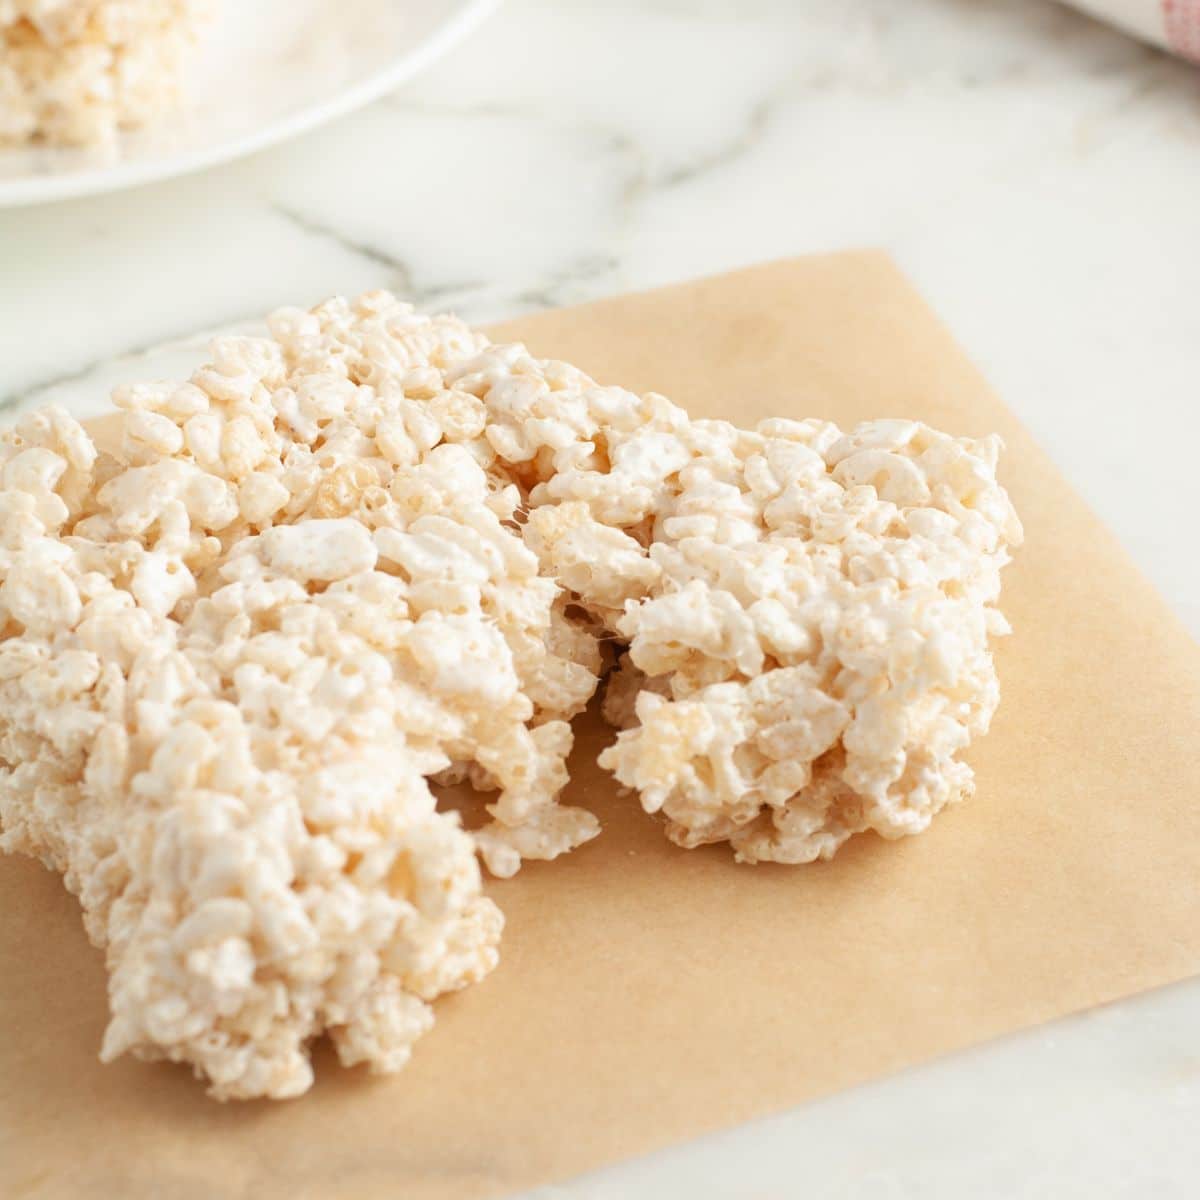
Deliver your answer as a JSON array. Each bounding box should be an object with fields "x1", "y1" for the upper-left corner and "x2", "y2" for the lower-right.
[{"x1": 1065, "y1": 0, "x2": 1200, "y2": 60}]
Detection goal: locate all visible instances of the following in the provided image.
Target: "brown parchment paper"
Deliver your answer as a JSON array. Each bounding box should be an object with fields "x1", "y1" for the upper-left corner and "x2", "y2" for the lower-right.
[{"x1": 3, "y1": 253, "x2": 1199, "y2": 1200}]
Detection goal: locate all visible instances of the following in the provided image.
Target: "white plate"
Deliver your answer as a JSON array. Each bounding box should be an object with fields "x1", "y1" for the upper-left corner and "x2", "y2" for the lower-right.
[{"x1": 0, "y1": 0, "x2": 499, "y2": 208}]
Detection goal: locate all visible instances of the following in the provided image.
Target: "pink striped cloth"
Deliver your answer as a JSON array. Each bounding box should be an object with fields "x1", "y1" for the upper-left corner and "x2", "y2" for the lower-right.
[{"x1": 1067, "y1": 0, "x2": 1200, "y2": 60}]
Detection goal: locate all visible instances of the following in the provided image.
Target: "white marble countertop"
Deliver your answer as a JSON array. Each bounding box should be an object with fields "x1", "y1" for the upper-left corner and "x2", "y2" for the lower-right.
[{"x1": 2, "y1": 0, "x2": 1198, "y2": 1195}]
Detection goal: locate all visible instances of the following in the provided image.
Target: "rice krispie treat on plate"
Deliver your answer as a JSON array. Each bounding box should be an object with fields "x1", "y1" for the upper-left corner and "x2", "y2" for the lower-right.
[{"x1": 0, "y1": 0, "x2": 211, "y2": 145}]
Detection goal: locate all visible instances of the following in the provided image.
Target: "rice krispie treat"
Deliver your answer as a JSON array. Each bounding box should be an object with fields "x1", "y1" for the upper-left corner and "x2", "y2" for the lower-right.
[
  {"x1": 0, "y1": 0, "x2": 211, "y2": 145},
  {"x1": 584, "y1": 415, "x2": 1022, "y2": 863},
  {"x1": 0, "y1": 289, "x2": 1020, "y2": 1098},
  {"x1": 0, "y1": 298, "x2": 605, "y2": 1097}
]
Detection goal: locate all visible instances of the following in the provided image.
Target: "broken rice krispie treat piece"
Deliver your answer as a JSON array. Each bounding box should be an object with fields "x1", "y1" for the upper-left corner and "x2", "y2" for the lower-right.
[
  {"x1": 585, "y1": 415, "x2": 1023, "y2": 862},
  {"x1": 0, "y1": 297, "x2": 612, "y2": 1098},
  {"x1": 0, "y1": 0, "x2": 212, "y2": 145}
]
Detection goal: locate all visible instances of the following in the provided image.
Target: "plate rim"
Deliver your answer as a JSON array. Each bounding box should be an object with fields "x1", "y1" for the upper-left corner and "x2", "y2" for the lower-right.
[{"x1": 0, "y1": 0, "x2": 500, "y2": 209}]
